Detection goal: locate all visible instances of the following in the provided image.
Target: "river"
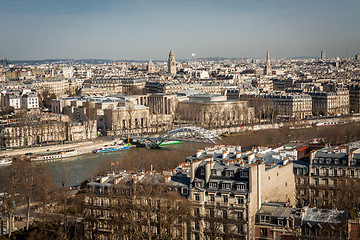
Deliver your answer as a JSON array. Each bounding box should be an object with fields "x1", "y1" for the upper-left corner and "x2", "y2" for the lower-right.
[{"x1": 46, "y1": 143, "x2": 191, "y2": 187}]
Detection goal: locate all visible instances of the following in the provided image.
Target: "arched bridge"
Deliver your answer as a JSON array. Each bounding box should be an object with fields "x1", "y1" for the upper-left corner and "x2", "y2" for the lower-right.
[{"x1": 131, "y1": 126, "x2": 222, "y2": 148}]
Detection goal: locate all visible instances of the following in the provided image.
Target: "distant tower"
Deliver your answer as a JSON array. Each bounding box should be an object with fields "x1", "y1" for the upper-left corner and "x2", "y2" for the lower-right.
[
  {"x1": 168, "y1": 50, "x2": 176, "y2": 75},
  {"x1": 264, "y1": 49, "x2": 271, "y2": 75},
  {"x1": 355, "y1": 53, "x2": 360, "y2": 61},
  {"x1": 147, "y1": 59, "x2": 155, "y2": 73},
  {"x1": 321, "y1": 50, "x2": 326, "y2": 60}
]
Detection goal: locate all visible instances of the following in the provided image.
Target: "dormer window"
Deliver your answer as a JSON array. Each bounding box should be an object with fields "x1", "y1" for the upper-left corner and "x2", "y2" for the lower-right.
[
  {"x1": 225, "y1": 170, "x2": 234, "y2": 177},
  {"x1": 260, "y1": 215, "x2": 270, "y2": 223},
  {"x1": 237, "y1": 184, "x2": 246, "y2": 191},
  {"x1": 209, "y1": 182, "x2": 218, "y2": 188},
  {"x1": 319, "y1": 158, "x2": 324, "y2": 164},
  {"x1": 211, "y1": 169, "x2": 217, "y2": 175},
  {"x1": 195, "y1": 182, "x2": 203, "y2": 188},
  {"x1": 240, "y1": 171, "x2": 248, "y2": 177},
  {"x1": 326, "y1": 158, "x2": 331, "y2": 164},
  {"x1": 222, "y1": 183, "x2": 231, "y2": 189},
  {"x1": 334, "y1": 159, "x2": 339, "y2": 164},
  {"x1": 201, "y1": 168, "x2": 205, "y2": 175},
  {"x1": 313, "y1": 159, "x2": 318, "y2": 164}
]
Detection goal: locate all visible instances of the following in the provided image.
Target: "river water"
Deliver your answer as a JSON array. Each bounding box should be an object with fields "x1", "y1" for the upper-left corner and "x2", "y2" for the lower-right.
[{"x1": 46, "y1": 143, "x2": 190, "y2": 187}]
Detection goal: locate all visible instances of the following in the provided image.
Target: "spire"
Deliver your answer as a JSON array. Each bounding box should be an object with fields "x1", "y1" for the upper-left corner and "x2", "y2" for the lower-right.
[{"x1": 264, "y1": 48, "x2": 271, "y2": 75}]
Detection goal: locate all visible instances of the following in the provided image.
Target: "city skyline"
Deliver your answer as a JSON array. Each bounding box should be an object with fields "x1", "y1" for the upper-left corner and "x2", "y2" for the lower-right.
[{"x1": 1, "y1": 0, "x2": 359, "y2": 60}]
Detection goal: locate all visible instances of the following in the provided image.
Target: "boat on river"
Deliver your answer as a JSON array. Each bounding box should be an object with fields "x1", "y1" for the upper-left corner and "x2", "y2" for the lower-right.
[
  {"x1": 93, "y1": 140, "x2": 131, "y2": 153},
  {"x1": 31, "y1": 148, "x2": 83, "y2": 161},
  {"x1": 0, "y1": 159, "x2": 12, "y2": 167}
]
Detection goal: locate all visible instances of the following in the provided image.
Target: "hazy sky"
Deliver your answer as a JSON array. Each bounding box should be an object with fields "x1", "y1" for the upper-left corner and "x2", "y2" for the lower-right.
[{"x1": 0, "y1": 0, "x2": 359, "y2": 60}]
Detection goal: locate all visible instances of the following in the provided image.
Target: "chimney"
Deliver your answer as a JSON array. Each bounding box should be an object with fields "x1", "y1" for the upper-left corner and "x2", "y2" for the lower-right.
[
  {"x1": 348, "y1": 152, "x2": 353, "y2": 166},
  {"x1": 190, "y1": 161, "x2": 196, "y2": 182},
  {"x1": 309, "y1": 150, "x2": 316, "y2": 166},
  {"x1": 205, "y1": 161, "x2": 213, "y2": 183}
]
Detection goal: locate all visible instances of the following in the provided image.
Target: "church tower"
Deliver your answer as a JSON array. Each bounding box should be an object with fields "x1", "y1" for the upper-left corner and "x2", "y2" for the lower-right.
[
  {"x1": 147, "y1": 59, "x2": 155, "y2": 73},
  {"x1": 264, "y1": 48, "x2": 271, "y2": 75},
  {"x1": 168, "y1": 50, "x2": 176, "y2": 75}
]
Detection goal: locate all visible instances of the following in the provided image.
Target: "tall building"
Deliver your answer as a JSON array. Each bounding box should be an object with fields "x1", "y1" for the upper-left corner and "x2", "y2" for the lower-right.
[
  {"x1": 321, "y1": 49, "x2": 326, "y2": 60},
  {"x1": 146, "y1": 59, "x2": 155, "y2": 73},
  {"x1": 168, "y1": 50, "x2": 176, "y2": 75},
  {"x1": 264, "y1": 49, "x2": 271, "y2": 75},
  {"x1": 355, "y1": 53, "x2": 360, "y2": 61}
]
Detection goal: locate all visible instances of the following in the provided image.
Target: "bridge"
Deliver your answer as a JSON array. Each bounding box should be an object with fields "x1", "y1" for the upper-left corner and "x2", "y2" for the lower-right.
[{"x1": 130, "y1": 126, "x2": 222, "y2": 149}]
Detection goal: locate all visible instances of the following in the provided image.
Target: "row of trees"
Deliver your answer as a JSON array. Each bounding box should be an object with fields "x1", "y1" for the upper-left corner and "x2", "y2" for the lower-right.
[{"x1": 0, "y1": 157, "x2": 56, "y2": 237}]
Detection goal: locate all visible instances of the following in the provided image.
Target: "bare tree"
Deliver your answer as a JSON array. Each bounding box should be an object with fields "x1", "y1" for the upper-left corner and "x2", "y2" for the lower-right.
[
  {"x1": 0, "y1": 159, "x2": 22, "y2": 237},
  {"x1": 84, "y1": 101, "x2": 97, "y2": 139}
]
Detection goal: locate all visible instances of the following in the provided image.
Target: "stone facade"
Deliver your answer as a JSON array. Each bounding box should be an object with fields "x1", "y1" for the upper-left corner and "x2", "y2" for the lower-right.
[
  {"x1": 178, "y1": 94, "x2": 255, "y2": 128},
  {"x1": 168, "y1": 50, "x2": 176, "y2": 75},
  {"x1": 170, "y1": 145, "x2": 296, "y2": 240}
]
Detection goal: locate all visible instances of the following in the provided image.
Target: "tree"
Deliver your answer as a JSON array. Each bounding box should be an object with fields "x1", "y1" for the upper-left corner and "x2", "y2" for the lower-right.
[
  {"x1": 0, "y1": 160, "x2": 21, "y2": 237},
  {"x1": 84, "y1": 101, "x2": 97, "y2": 139}
]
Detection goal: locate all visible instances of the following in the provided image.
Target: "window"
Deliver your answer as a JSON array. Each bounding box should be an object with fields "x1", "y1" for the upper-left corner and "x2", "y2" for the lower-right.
[
  {"x1": 315, "y1": 168, "x2": 319, "y2": 175},
  {"x1": 237, "y1": 196, "x2": 245, "y2": 204},
  {"x1": 182, "y1": 188, "x2": 188, "y2": 194},
  {"x1": 260, "y1": 215, "x2": 270, "y2": 223},
  {"x1": 237, "y1": 211, "x2": 243, "y2": 220},
  {"x1": 237, "y1": 184, "x2": 246, "y2": 190},
  {"x1": 209, "y1": 182, "x2": 218, "y2": 188},
  {"x1": 210, "y1": 194, "x2": 215, "y2": 202},
  {"x1": 209, "y1": 209, "x2": 214, "y2": 218},
  {"x1": 238, "y1": 171, "x2": 246, "y2": 178},
  {"x1": 238, "y1": 225, "x2": 244, "y2": 234},
  {"x1": 223, "y1": 210, "x2": 228, "y2": 219},
  {"x1": 314, "y1": 179, "x2": 319, "y2": 185},
  {"x1": 194, "y1": 194, "x2": 200, "y2": 201},
  {"x1": 225, "y1": 170, "x2": 234, "y2": 177},
  {"x1": 260, "y1": 228, "x2": 268, "y2": 237},
  {"x1": 195, "y1": 182, "x2": 202, "y2": 188},
  {"x1": 351, "y1": 170, "x2": 355, "y2": 177},
  {"x1": 278, "y1": 219, "x2": 284, "y2": 226},
  {"x1": 194, "y1": 222, "x2": 199, "y2": 230},
  {"x1": 195, "y1": 208, "x2": 200, "y2": 216},
  {"x1": 334, "y1": 169, "x2": 338, "y2": 176},
  {"x1": 222, "y1": 183, "x2": 231, "y2": 189},
  {"x1": 223, "y1": 195, "x2": 228, "y2": 203}
]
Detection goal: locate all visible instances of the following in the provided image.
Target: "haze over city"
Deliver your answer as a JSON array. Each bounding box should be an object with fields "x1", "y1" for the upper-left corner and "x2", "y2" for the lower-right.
[{"x1": 1, "y1": 0, "x2": 359, "y2": 60}]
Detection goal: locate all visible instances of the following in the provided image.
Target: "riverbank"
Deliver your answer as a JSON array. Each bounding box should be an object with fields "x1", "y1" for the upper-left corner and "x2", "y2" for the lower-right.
[
  {"x1": 2, "y1": 115, "x2": 360, "y2": 158},
  {"x1": 0, "y1": 138, "x2": 117, "y2": 158}
]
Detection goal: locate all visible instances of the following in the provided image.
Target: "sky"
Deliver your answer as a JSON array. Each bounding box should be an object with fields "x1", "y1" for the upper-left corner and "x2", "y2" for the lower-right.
[{"x1": 0, "y1": 0, "x2": 359, "y2": 60}]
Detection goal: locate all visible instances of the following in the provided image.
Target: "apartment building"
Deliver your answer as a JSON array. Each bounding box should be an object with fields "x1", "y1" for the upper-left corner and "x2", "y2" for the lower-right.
[
  {"x1": 294, "y1": 145, "x2": 360, "y2": 208},
  {"x1": 254, "y1": 202, "x2": 347, "y2": 239},
  {"x1": 83, "y1": 171, "x2": 189, "y2": 240},
  {"x1": 170, "y1": 145, "x2": 296, "y2": 240}
]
